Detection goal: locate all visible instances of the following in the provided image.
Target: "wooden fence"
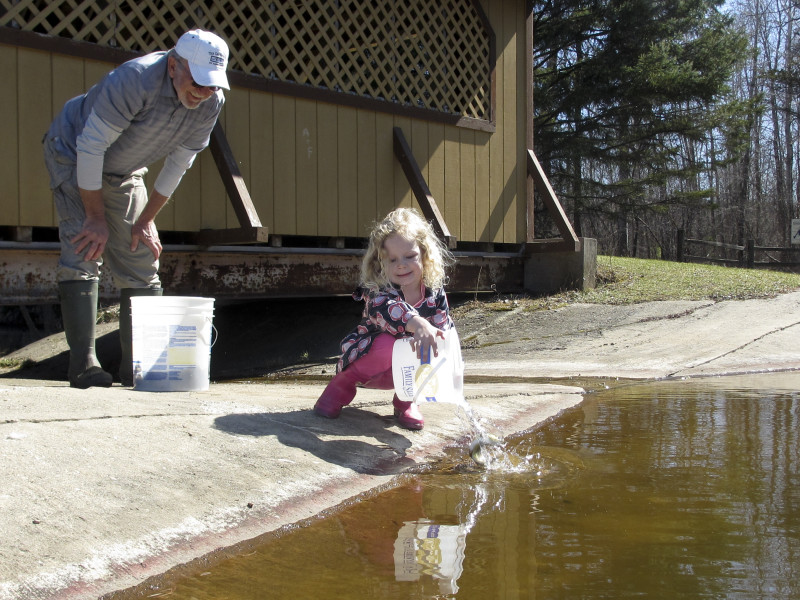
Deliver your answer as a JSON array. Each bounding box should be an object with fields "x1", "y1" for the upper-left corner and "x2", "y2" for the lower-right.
[{"x1": 677, "y1": 229, "x2": 800, "y2": 271}]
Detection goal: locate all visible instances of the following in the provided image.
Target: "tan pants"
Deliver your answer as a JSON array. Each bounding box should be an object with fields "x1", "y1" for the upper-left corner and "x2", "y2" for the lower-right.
[{"x1": 44, "y1": 136, "x2": 161, "y2": 289}]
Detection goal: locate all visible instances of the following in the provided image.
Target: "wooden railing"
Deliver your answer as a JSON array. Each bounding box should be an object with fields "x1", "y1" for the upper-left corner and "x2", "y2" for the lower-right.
[
  {"x1": 392, "y1": 128, "x2": 457, "y2": 249},
  {"x1": 677, "y1": 229, "x2": 800, "y2": 270},
  {"x1": 525, "y1": 150, "x2": 580, "y2": 253}
]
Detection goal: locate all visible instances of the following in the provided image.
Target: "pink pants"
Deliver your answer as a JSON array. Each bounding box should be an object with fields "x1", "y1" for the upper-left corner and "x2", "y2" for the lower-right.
[
  {"x1": 344, "y1": 332, "x2": 395, "y2": 389},
  {"x1": 315, "y1": 333, "x2": 396, "y2": 412}
]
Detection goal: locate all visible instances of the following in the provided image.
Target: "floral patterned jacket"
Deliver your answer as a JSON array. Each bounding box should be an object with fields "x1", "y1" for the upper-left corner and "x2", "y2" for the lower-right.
[{"x1": 337, "y1": 285, "x2": 453, "y2": 372}]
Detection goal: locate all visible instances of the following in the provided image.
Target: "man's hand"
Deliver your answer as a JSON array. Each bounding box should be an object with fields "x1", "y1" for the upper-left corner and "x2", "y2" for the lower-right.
[
  {"x1": 131, "y1": 219, "x2": 163, "y2": 260},
  {"x1": 131, "y1": 189, "x2": 170, "y2": 260},
  {"x1": 72, "y1": 187, "x2": 108, "y2": 261},
  {"x1": 71, "y1": 215, "x2": 109, "y2": 262}
]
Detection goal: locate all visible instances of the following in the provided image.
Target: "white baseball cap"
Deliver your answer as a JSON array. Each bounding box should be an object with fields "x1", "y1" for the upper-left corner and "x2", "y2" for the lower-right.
[{"x1": 175, "y1": 29, "x2": 229, "y2": 90}]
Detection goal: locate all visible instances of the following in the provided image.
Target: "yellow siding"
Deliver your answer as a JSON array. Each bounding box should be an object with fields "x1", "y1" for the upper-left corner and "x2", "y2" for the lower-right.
[
  {"x1": 461, "y1": 128, "x2": 477, "y2": 240},
  {"x1": 392, "y1": 116, "x2": 414, "y2": 211},
  {"x1": 317, "y1": 102, "x2": 339, "y2": 237},
  {"x1": 296, "y1": 99, "x2": 318, "y2": 236},
  {"x1": 444, "y1": 126, "x2": 461, "y2": 238},
  {"x1": 272, "y1": 95, "x2": 297, "y2": 234},
  {"x1": 513, "y1": 0, "x2": 529, "y2": 242},
  {"x1": 18, "y1": 49, "x2": 52, "y2": 226},
  {"x1": 356, "y1": 110, "x2": 377, "y2": 232},
  {"x1": 249, "y1": 92, "x2": 274, "y2": 232},
  {"x1": 2, "y1": 0, "x2": 530, "y2": 244},
  {"x1": 411, "y1": 119, "x2": 430, "y2": 185},
  {"x1": 0, "y1": 44, "x2": 19, "y2": 224},
  {"x1": 427, "y1": 123, "x2": 446, "y2": 225},
  {"x1": 502, "y1": 0, "x2": 519, "y2": 244},
  {"x1": 475, "y1": 130, "x2": 492, "y2": 241},
  {"x1": 224, "y1": 89, "x2": 253, "y2": 228},
  {"x1": 487, "y1": 0, "x2": 506, "y2": 243},
  {"x1": 374, "y1": 113, "x2": 397, "y2": 227},
  {"x1": 337, "y1": 106, "x2": 359, "y2": 237}
]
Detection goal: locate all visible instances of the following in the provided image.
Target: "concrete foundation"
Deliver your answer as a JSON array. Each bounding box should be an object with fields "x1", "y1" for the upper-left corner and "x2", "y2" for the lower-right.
[{"x1": 523, "y1": 237, "x2": 597, "y2": 294}]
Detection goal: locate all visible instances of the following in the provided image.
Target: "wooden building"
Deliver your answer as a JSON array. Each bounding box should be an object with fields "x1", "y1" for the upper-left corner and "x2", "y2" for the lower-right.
[{"x1": 0, "y1": 0, "x2": 594, "y2": 305}]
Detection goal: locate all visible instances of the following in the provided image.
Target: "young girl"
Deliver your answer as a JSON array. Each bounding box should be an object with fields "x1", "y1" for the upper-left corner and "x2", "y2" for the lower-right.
[{"x1": 314, "y1": 207, "x2": 455, "y2": 430}]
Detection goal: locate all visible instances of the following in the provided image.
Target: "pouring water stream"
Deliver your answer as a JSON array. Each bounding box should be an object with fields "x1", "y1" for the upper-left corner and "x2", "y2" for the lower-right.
[{"x1": 394, "y1": 329, "x2": 505, "y2": 467}]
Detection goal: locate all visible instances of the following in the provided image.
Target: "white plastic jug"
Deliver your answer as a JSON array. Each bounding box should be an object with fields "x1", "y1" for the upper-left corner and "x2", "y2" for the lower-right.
[{"x1": 392, "y1": 327, "x2": 465, "y2": 405}]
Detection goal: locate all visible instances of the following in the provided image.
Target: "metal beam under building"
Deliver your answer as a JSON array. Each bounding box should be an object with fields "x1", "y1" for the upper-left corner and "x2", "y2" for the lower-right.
[{"x1": 0, "y1": 243, "x2": 524, "y2": 305}]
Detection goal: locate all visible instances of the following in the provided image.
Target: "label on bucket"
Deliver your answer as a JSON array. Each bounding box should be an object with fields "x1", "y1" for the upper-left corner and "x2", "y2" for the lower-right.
[
  {"x1": 392, "y1": 328, "x2": 465, "y2": 405},
  {"x1": 130, "y1": 297, "x2": 214, "y2": 392}
]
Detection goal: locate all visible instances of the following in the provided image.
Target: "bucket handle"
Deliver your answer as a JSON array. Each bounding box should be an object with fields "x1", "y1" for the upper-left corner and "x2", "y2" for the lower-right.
[{"x1": 208, "y1": 319, "x2": 218, "y2": 348}]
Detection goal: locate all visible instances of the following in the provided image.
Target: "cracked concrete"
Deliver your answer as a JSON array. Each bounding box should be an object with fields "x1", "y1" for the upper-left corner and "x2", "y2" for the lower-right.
[{"x1": 2, "y1": 291, "x2": 800, "y2": 599}]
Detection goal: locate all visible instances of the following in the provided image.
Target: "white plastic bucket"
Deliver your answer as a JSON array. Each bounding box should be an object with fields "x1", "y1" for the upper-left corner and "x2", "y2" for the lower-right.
[
  {"x1": 130, "y1": 296, "x2": 215, "y2": 392},
  {"x1": 392, "y1": 328, "x2": 465, "y2": 406}
]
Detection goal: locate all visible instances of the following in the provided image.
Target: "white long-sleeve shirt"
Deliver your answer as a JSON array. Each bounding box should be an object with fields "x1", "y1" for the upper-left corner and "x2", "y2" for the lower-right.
[{"x1": 46, "y1": 51, "x2": 223, "y2": 197}]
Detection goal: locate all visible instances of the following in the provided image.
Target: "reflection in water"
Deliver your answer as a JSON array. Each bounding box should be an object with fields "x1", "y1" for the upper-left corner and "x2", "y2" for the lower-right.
[
  {"x1": 394, "y1": 520, "x2": 469, "y2": 593},
  {"x1": 115, "y1": 373, "x2": 800, "y2": 600}
]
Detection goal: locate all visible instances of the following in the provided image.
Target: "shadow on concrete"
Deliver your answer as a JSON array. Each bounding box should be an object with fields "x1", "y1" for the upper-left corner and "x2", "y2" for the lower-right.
[
  {"x1": 213, "y1": 408, "x2": 417, "y2": 475},
  {"x1": 0, "y1": 329, "x2": 120, "y2": 382}
]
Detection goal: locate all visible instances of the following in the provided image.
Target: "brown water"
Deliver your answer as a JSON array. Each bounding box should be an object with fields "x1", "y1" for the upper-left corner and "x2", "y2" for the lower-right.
[{"x1": 121, "y1": 373, "x2": 800, "y2": 599}]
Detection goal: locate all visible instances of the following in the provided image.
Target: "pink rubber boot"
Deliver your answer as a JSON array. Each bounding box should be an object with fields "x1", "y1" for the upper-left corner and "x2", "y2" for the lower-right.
[
  {"x1": 393, "y1": 395, "x2": 424, "y2": 430},
  {"x1": 315, "y1": 334, "x2": 396, "y2": 419},
  {"x1": 313, "y1": 366, "x2": 362, "y2": 418}
]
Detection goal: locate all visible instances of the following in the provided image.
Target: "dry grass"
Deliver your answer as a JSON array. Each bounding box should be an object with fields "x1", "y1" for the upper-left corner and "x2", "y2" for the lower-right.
[{"x1": 452, "y1": 256, "x2": 800, "y2": 317}]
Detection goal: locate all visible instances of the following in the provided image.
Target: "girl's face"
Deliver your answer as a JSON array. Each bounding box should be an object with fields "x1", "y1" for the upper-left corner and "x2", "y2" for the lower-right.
[{"x1": 383, "y1": 233, "x2": 423, "y2": 291}]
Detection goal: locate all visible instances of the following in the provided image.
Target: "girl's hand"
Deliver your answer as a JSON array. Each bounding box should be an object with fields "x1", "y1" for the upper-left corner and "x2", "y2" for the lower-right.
[{"x1": 408, "y1": 316, "x2": 445, "y2": 361}]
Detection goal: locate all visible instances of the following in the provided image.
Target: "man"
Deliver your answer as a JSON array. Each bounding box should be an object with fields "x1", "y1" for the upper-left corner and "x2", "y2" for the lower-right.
[{"x1": 42, "y1": 29, "x2": 229, "y2": 388}]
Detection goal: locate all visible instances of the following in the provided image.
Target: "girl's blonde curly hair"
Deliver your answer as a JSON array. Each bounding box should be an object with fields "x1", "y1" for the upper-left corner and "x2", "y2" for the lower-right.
[{"x1": 361, "y1": 207, "x2": 454, "y2": 292}]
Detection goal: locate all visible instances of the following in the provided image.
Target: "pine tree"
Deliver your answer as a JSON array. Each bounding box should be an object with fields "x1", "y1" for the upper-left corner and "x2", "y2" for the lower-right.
[{"x1": 534, "y1": 0, "x2": 749, "y2": 255}]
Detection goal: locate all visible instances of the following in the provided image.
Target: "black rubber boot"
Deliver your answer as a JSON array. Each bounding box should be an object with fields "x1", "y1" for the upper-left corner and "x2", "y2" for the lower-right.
[
  {"x1": 118, "y1": 287, "x2": 163, "y2": 386},
  {"x1": 58, "y1": 280, "x2": 113, "y2": 389}
]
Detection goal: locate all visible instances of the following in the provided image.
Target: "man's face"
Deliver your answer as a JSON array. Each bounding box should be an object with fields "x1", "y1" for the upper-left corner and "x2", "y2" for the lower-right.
[{"x1": 168, "y1": 55, "x2": 218, "y2": 110}]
